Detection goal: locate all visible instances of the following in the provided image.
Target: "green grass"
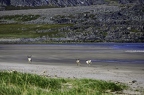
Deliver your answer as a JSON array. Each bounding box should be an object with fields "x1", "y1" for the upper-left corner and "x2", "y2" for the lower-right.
[
  {"x1": 0, "y1": 15, "x2": 40, "y2": 22},
  {"x1": 0, "y1": 23, "x2": 73, "y2": 38},
  {"x1": 131, "y1": 29, "x2": 140, "y2": 33},
  {"x1": 0, "y1": 71, "x2": 127, "y2": 95}
]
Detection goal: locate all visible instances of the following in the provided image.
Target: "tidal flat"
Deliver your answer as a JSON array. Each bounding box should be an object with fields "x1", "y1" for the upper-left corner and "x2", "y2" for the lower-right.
[{"x1": 0, "y1": 43, "x2": 144, "y2": 94}]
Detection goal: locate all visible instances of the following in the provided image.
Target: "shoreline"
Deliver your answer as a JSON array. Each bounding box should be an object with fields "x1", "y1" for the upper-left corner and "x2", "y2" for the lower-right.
[
  {"x1": 0, "y1": 62, "x2": 144, "y2": 94},
  {"x1": 0, "y1": 44, "x2": 144, "y2": 94}
]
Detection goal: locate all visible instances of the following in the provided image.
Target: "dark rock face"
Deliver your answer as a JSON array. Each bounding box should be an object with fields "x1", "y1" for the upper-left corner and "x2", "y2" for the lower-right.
[
  {"x1": 51, "y1": 5, "x2": 144, "y2": 42},
  {"x1": 0, "y1": 0, "x2": 104, "y2": 6},
  {"x1": 119, "y1": 0, "x2": 144, "y2": 4},
  {"x1": 0, "y1": 0, "x2": 11, "y2": 6},
  {"x1": 0, "y1": 0, "x2": 143, "y2": 7}
]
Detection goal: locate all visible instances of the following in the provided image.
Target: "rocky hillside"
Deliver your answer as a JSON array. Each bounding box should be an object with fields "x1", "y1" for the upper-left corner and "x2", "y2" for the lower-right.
[
  {"x1": 0, "y1": 3, "x2": 144, "y2": 43},
  {"x1": 0, "y1": 0, "x2": 144, "y2": 7},
  {"x1": 50, "y1": 5, "x2": 144, "y2": 42}
]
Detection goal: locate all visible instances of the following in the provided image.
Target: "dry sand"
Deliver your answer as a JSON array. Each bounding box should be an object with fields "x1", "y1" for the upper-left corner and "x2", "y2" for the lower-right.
[{"x1": 0, "y1": 44, "x2": 144, "y2": 94}]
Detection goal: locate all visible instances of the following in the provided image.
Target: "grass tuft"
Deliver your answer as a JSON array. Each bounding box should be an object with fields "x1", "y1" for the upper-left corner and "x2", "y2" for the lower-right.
[{"x1": 0, "y1": 71, "x2": 127, "y2": 95}]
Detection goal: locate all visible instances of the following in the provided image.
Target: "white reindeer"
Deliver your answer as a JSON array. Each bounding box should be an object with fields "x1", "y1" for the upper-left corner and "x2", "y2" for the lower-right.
[
  {"x1": 27, "y1": 55, "x2": 32, "y2": 63},
  {"x1": 86, "y1": 60, "x2": 92, "y2": 66},
  {"x1": 76, "y1": 59, "x2": 81, "y2": 66}
]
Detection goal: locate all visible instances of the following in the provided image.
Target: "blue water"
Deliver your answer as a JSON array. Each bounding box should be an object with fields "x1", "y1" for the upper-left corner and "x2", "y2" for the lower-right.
[
  {"x1": 9, "y1": 43, "x2": 144, "y2": 51},
  {"x1": 12, "y1": 43, "x2": 144, "y2": 51},
  {"x1": 47, "y1": 43, "x2": 144, "y2": 50},
  {"x1": 111, "y1": 43, "x2": 144, "y2": 50}
]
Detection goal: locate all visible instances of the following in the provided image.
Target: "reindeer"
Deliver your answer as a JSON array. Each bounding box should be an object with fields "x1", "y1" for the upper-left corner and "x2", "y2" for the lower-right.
[
  {"x1": 76, "y1": 59, "x2": 81, "y2": 66},
  {"x1": 86, "y1": 60, "x2": 92, "y2": 66},
  {"x1": 27, "y1": 55, "x2": 32, "y2": 63}
]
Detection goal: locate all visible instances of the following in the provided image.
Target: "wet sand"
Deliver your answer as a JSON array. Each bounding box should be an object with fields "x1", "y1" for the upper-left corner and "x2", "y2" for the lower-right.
[{"x1": 0, "y1": 44, "x2": 144, "y2": 94}]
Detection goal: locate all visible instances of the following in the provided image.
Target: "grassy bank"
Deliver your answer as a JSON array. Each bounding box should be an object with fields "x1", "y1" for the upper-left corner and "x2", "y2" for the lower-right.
[
  {"x1": 0, "y1": 71, "x2": 127, "y2": 95},
  {"x1": 0, "y1": 15, "x2": 40, "y2": 22},
  {"x1": 0, "y1": 23, "x2": 72, "y2": 38}
]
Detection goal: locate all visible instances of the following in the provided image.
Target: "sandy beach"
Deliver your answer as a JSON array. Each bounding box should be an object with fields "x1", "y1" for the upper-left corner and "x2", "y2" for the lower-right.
[{"x1": 0, "y1": 44, "x2": 144, "y2": 94}]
